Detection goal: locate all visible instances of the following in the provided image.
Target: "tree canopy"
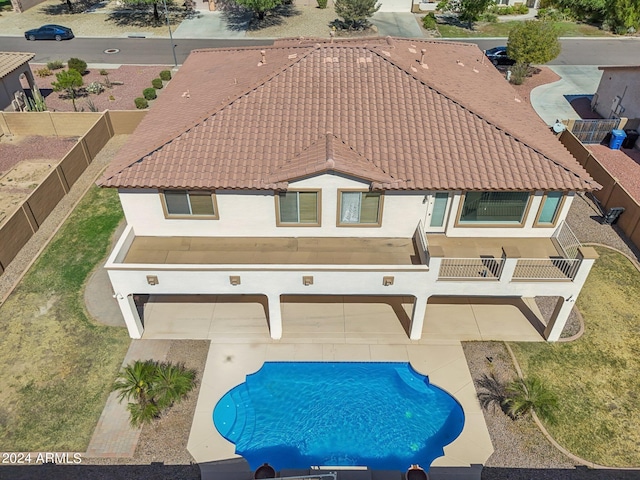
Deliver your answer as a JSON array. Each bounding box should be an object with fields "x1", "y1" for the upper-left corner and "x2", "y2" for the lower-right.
[
  {"x1": 51, "y1": 69, "x2": 83, "y2": 111},
  {"x1": 234, "y1": 0, "x2": 282, "y2": 20},
  {"x1": 546, "y1": 0, "x2": 640, "y2": 32},
  {"x1": 436, "y1": 0, "x2": 493, "y2": 29},
  {"x1": 507, "y1": 20, "x2": 561, "y2": 67},
  {"x1": 334, "y1": 0, "x2": 381, "y2": 29}
]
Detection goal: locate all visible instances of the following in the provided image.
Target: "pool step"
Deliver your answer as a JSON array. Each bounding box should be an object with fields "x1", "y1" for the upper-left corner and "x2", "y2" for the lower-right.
[{"x1": 230, "y1": 386, "x2": 256, "y2": 450}]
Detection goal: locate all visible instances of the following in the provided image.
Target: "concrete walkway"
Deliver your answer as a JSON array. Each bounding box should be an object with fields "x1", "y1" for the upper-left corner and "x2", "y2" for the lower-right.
[
  {"x1": 530, "y1": 65, "x2": 603, "y2": 125},
  {"x1": 85, "y1": 339, "x2": 172, "y2": 458},
  {"x1": 371, "y1": 12, "x2": 424, "y2": 38}
]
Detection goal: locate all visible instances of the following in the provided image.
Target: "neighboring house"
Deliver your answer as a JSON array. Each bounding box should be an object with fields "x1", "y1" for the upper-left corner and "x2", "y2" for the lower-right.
[
  {"x1": 592, "y1": 66, "x2": 640, "y2": 123},
  {"x1": 100, "y1": 38, "x2": 599, "y2": 343},
  {"x1": 0, "y1": 52, "x2": 36, "y2": 111}
]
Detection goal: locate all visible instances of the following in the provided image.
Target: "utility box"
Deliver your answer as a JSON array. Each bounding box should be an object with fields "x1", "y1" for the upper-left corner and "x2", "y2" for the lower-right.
[{"x1": 609, "y1": 129, "x2": 626, "y2": 150}]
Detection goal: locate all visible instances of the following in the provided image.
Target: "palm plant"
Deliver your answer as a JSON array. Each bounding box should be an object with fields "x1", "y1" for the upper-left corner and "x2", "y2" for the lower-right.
[
  {"x1": 476, "y1": 372, "x2": 510, "y2": 415},
  {"x1": 152, "y1": 362, "x2": 196, "y2": 410},
  {"x1": 504, "y1": 376, "x2": 558, "y2": 424},
  {"x1": 113, "y1": 359, "x2": 196, "y2": 427}
]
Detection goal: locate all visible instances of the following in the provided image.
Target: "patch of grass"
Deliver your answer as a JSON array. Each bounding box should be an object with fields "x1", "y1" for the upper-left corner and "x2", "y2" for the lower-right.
[
  {"x1": 0, "y1": 186, "x2": 130, "y2": 451},
  {"x1": 510, "y1": 247, "x2": 640, "y2": 466},
  {"x1": 437, "y1": 20, "x2": 609, "y2": 38}
]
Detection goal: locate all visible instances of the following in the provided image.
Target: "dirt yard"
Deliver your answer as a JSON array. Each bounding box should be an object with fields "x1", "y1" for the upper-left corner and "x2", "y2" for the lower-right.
[{"x1": 0, "y1": 135, "x2": 77, "y2": 226}]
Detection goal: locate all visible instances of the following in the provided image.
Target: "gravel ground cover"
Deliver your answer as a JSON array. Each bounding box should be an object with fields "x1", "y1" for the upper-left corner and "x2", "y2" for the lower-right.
[
  {"x1": 32, "y1": 64, "x2": 172, "y2": 112},
  {"x1": 0, "y1": 0, "x2": 188, "y2": 37},
  {"x1": 0, "y1": 135, "x2": 77, "y2": 174}
]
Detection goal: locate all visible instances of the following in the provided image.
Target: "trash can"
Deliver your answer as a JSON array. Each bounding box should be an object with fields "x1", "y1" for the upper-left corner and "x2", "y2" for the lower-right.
[
  {"x1": 623, "y1": 129, "x2": 640, "y2": 149},
  {"x1": 609, "y1": 129, "x2": 626, "y2": 150}
]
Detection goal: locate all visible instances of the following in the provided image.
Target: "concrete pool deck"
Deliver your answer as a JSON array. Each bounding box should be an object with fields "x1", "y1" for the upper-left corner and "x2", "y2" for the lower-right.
[
  {"x1": 188, "y1": 341, "x2": 493, "y2": 475},
  {"x1": 143, "y1": 296, "x2": 546, "y2": 477}
]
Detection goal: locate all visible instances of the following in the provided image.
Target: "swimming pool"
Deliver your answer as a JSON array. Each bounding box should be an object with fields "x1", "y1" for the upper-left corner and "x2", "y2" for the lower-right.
[{"x1": 213, "y1": 362, "x2": 464, "y2": 471}]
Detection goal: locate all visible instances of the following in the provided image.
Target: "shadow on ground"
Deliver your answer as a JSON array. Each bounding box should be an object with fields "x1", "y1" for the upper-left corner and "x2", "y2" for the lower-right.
[
  {"x1": 482, "y1": 466, "x2": 640, "y2": 479},
  {"x1": 107, "y1": 3, "x2": 195, "y2": 29},
  {"x1": 40, "y1": 0, "x2": 104, "y2": 15},
  {"x1": 219, "y1": 0, "x2": 300, "y2": 32}
]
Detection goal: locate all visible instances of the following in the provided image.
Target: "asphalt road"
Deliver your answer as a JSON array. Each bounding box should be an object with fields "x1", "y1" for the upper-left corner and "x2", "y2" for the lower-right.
[
  {"x1": 0, "y1": 36, "x2": 639, "y2": 65},
  {"x1": 0, "y1": 37, "x2": 274, "y2": 65}
]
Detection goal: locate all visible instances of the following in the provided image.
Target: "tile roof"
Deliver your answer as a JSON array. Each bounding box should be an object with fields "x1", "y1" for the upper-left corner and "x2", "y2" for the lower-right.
[
  {"x1": 0, "y1": 52, "x2": 35, "y2": 79},
  {"x1": 100, "y1": 38, "x2": 596, "y2": 192}
]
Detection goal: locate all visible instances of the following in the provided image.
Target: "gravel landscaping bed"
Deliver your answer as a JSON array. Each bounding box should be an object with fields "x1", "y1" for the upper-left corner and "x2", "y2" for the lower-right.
[{"x1": 32, "y1": 64, "x2": 172, "y2": 112}]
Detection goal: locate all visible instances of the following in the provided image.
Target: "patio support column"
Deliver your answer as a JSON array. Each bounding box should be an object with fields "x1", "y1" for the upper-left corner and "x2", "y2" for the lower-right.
[
  {"x1": 409, "y1": 294, "x2": 429, "y2": 340},
  {"x1": 117, "y1": 294, "x2": 143, "y2": 339},
  {"x1": 544, "y1": 296, "x2": 575, "y2": 341},
  {"x1": 500, "y1": 246, "x2": 521, "y2": 282},
  {"x1": 266, "y1": 293, "x2": 282, "y2": 340}
]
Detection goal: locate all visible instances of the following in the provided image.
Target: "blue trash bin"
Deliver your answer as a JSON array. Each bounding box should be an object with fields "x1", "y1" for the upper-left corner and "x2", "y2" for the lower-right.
[{"x1": 609, "y1": 129, "x2": 627, "y2": 150}]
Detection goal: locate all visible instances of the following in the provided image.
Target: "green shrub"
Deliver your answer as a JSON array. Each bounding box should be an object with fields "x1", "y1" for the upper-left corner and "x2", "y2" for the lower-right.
[
  {"x1": 151, "y1": 78, "x2": 163, "y2": 89},
  {"x1": 317, "y1": 0, "x2": 328, "y2": 7},
  {"x1": 135, "y1": 97, "x2": 149, "y2": 109},
  {"x1": 47, "y1": 60, "x2": 64, "y2": 70},
  {"x1": 143, "y1": 87, "x2": 157, "y2": 100},
  {"x1": 422, "y1": 12, "x2": 437, "y2": 29},
  {"x1": 514, "y1": 3, "x2": 528, "y2": 14},
  {"x1": 36, "y1": 67, "x2": 52, "y2": 77},
  {"x1": 159, "y1": 70, "x2": 172, "y2": 81},
  {"x1": 482, "y1": 12, "x2": 498, "y2": 22},
  {"x1": 67, "y1": 57, "x2": 87, "y2": 75},
  {"x1": 99, "y1": 69, "x2": 108, "y2": 76}
]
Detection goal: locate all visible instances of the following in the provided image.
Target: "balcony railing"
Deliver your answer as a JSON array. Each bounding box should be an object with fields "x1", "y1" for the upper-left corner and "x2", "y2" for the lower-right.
[
  {"x1": 438, "y1": 257, "x2": 504, "y2": 280},
  {"x1": 512, "y1": 258, "x2": 581, "y2": 281}
]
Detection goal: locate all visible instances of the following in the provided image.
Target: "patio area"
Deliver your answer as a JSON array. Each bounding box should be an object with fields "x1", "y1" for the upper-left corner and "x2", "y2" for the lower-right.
[{"x1": 135, "y1": 294, "x2": 549, "y2": 478}]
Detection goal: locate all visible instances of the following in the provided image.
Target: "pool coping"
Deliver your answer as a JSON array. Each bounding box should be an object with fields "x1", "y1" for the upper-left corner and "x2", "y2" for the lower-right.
[{"x1": 186, "y1": 342, "x2": 494, "y2": 473}]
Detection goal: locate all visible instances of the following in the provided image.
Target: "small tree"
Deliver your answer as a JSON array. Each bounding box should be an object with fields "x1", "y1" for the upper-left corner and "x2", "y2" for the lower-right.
[
  {"x1": 436, "y1": 0, "x2": 494, "y2": 29},
  {"x1": 51, "y1": 69, "x2": 83, "y2": 111},
  {"x1": 121, "y1": 0, "x2": 166, "y2": 23},
  {"x1": 334, "y1": 0, "x2": 381, "y2": 29},
  {"x1": 507, "y1": 20, "x2": 561, "y2": 68},
  {"x1": 234, "y1": 0, "x2": 281, "y2": 20}
]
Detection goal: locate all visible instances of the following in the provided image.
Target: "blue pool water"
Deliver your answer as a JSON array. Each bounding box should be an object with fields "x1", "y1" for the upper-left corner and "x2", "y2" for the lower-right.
[{"x1": 213, "y1": 362, "x2": 465, "y2": 471}]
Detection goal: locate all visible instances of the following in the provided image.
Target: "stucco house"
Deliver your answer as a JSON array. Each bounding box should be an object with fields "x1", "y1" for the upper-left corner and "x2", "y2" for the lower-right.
[
  {"x1": 100, "y1": 37, "x2": 599, "y2": 344},
  {"x1": 591, "y1": 65, "x2": 640, "y2": 149},
  {"x1": 0, "y1": 52, "x2": 37, "y2": 112}
]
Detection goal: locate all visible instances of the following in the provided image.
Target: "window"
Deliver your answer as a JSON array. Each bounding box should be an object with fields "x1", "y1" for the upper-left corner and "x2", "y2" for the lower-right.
[
  {"x1": 535, "y1": 192, "x2": 564, "y2": 226},
  {"x1": 458, "y1": 191, "x2": 530, "y2": 225},
  {"x1": 338, "y1": 191, "x2": 382, "y2": 226},
  {"x1": 430, "y1": 192, "x2": 450, "y2": 228},
  {"x1": 162, "y1": 190, "x2": 218, "y2": 218},
  {"x1": 276, "y1": 191, "x2": 320, "y2": 226}
]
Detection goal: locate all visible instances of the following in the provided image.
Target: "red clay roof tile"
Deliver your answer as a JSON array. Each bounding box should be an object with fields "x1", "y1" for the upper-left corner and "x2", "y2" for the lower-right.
[{"x1": 100, "y1": 38, "x2": 596, "y2": 192}]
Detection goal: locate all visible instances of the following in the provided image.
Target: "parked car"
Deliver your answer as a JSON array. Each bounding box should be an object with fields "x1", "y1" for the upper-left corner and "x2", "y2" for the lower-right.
[
  {"x1": 24, "y1": 25, "x2": 74, "y2": 41},
  {"x1": 484, "y1": 46, "x2": 516, "y2": 66}
]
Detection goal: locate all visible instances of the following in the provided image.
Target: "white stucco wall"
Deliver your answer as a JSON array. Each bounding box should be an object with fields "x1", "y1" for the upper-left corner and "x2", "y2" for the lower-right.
[
  {"x1": 119, "y1": 173, "x2": 568, "y2": 239},
  {"x1": 594, "y1": 68, "x2": 640, "y2": 121}
]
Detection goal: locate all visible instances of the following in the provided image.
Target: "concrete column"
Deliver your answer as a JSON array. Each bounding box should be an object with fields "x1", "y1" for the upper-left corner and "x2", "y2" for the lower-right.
[
  {"x1": 544, "y1": 296, "x2": 575, "y2": 341},
  {"x1": 117, "y1": 294, "x2": 143, "y2": 339},
  {"x1": 573, "y1": 247, "x2": 599, "y2": 287},
  {"x1": 499, "y1": 246, "x2": 521, "y2": 282},
  {"x1": 266, "y1": 293, "x2": 282, "y2": 340},
  {"x1": 409, "y1": 294, "x2": 429, "y2": 340}
]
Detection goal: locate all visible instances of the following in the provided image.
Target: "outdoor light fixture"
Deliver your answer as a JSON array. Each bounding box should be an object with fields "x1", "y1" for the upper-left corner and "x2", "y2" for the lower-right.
[
  {"x1": 146, "y1": 275, "x2": 159, "y2": 285},
  {"x1": 230, "y1": 276, "x2": 241, "y2": 286},
  {"x1": 303, "y1": 276, "x2": 314, "y2": 286},
  {"x1": 383, "y1": 276, "x2": 394, "y2": 286}
]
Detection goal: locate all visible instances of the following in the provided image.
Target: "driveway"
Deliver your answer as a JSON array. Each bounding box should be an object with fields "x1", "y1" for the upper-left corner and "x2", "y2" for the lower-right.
[{"x1": 370, "y1": 12, "x2": 424, "y2": 38}]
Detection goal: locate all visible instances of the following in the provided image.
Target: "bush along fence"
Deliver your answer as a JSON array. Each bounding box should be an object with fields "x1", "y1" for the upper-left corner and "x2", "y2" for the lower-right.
[{"x1": 0, "y1": 110, "x2": 147, "y2": 275}]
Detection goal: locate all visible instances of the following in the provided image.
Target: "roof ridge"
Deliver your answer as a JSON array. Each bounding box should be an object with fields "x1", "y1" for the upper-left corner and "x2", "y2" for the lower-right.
[
  {"x1": 100, "y1": 46, "x2": 318, "y2": 185},
  {"x1": 365, "y1": 46, "x2": 596, "y2": 189}
]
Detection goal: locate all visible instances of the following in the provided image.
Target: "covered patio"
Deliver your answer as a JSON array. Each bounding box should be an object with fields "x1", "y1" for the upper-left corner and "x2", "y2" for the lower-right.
[{"x1": 140, "y1": 294, "x2": 546, "y2": 343}]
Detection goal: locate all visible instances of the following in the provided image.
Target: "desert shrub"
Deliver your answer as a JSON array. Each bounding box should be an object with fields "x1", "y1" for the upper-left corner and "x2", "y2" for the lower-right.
[
  {"x1": 47, "y1": 60, "x2": 64, "y2": 70},
  {"x1": 152, "y1": 78, "x2": 163, "y2": 89},
  {"x1": 143, "y1": 87, "x2": 157, "y2": 100},
  {"x1": 86, "y1": 81, "x2": 104, "y2": 94},
  {"x1": 482, "y1": 12, "x2": 498, "y2": 22},
  {"x1": 514, "y1": 3, "x2": 528, "y2": 14},
  {"x1": 36, "y1": 68, "x2": 52, "y2": 77},
  {"x1": 67, "y1": 57, "x2": 87, "y2": 75},
  {"x1": 422, "y1": 12, "x2": 437, "y2": 29},
  {"x1": 135, "y1": 97, "x2": 149, "y2": 109},
  {"x1": 109, "y1": 95, "x2": 115, "y2": 101},
  {"x1": 159, "y1": 70, "x2": 172, "y2": 81},
  {"x1": 509, "y1": 62, "x2": 529, "y2": 85},
  {"x1": 317, "y1": 0, "x2": 328, "y2": 7},
  {"x1": 99, "y1": 69, "x2": 108, "y2": 76}
]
